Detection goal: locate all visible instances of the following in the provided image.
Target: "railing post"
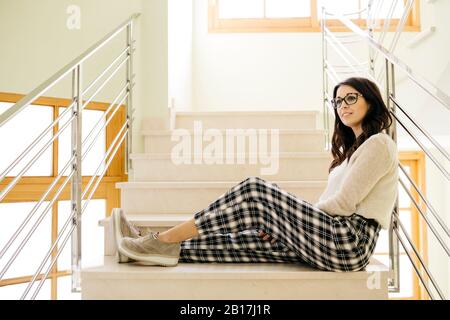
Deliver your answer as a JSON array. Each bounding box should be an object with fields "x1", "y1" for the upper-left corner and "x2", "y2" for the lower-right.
[
  {"x1": 71, "y1": 65, "x2": 83, "y2": 292},
  {"x1": 321, "y1": 6, "x2": 330, "y2": 151},
  {"x1": 367, "y1": 0, "x2": 375, "y2": 77},
  {"x1": 125, "y1": 21, "x2": 134, "y2": 175},
  {"x1": 385, "y1": 58, "x2": 400, "y2": 292}
]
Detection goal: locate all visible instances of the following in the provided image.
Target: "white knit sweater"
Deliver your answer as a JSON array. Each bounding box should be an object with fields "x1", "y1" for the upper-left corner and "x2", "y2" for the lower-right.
[{"x1": 315, "y1": 133, "x2": 399, "y2": 229}]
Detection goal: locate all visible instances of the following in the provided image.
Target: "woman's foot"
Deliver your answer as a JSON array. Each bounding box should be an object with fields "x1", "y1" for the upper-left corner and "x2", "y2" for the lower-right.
[
  {"x1": 113, "y1": 209, "x2": 152, "y2": 263},
  {"x1": 118, "y1": 232, "x2": 181, "y2": 267}
]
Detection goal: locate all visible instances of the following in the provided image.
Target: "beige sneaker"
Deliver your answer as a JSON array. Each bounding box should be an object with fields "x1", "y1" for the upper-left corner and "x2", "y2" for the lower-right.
[
  {"x1": 112, "y1": 209, "x2": 151, "y2": 263},
  {"x1": 118, "y1": 233, "x2": 181, "y2": 267}
]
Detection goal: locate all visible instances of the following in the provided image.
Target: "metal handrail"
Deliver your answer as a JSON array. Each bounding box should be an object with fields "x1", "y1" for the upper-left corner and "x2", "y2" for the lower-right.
[
  {"x1": 398, "y1": 177, "x2": 450, "y2": 256},
  {"x1": 0, "y1": 13, "x2": 139, "y2": 299},
  {"x1": 394, "y1": 223, "x2": 437, "y2": 300},
  {"x1": 0, "y1": 112, "x2": 75, "y2": 203},
  {"x1": 398, "y1": 164, "x2": 450, "y2": 237},
  {"x1": 0, "y1": 154, "x2": 75, "y2": 261},
  {"x1": 324, "y1": 28, "x2": 381, "y2": 87},
  {"x1": 0, "y1": 13, "x2": 140, "y2": 128},
  {"x1": 376, "y1": 0, "x2": 415, "y2": 84},
  {"x1": 0, "y1": 165, "x2": 76, "y2": 280},
  {"x1": 83, "y1": 47, "x2": 129, "y2": 97},
  {"x1": 389, "y1": 107, "x2": 450, "y2": 180},
  {"x1": 322, "y1": 3, "x2": 449, "y2": 300},
  {"x1": 391, "y1": 95, "x2": 450, "y2": 162},
  {"x1": 27, "y1": 127, "x2": 128, "y2": 300},
  {"x1": 21, "y1": 120, "x2": 129, "y2": 299},
  {"x1": 82, "y1": 119, "x2": 129, "y2": 202},
  {"x1": 326, "y1": 11, "x2": 450, "y2": 111},
  {"x1": 0, "y1": 104, "x2": 73, "y2": 183},
  {"x1": 81, "y1": 55, "x2": 129, "y2": 111},
  {"x1": 81, "y1": 87, "x2": 129, "y2": 162},
  {"x1": 393, "y1": 210, "x2": 446, "y2": 300}
]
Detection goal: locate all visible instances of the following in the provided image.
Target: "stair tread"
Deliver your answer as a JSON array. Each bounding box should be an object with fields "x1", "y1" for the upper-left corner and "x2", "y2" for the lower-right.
[
  {"x1": 116, "y1": 180, "x2": 328, "y2": 189},
  {"x1": 130, "y1": 152, "x2": 331, "y2": 159},
  {"x1": 82, "y1": 256, "x2": 388, "y2": 280},
  {"x1": 175, "y1": 110, "x2": 320, "y2": 116},
  {"x1": 99, "y1": 213, "x2": 192, "y2": 227},
  {"x1": 142, "y1": 129, "x2": 327, "y2": 135}
]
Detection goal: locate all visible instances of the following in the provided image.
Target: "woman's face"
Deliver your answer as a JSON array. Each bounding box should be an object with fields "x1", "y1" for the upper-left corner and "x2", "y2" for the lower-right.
[{"x1": 335, "y1": 85, "x2": 369, "y2": 137}]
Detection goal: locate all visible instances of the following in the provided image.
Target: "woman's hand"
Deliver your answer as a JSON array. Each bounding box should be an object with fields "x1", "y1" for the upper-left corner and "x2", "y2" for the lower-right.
[{"x1": 258, "y1": 230, "x2": 277, "y2": 244}]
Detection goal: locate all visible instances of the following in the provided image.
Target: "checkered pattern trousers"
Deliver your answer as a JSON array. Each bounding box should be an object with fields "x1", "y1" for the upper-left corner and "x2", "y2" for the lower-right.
[{"x1": 179, "y1": 176, "x2": 381, "y2": 272}]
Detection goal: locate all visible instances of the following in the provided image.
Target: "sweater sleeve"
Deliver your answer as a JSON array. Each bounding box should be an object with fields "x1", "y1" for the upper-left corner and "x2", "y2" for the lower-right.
[{"x1": 315, "y1": 136, "x2": 395, "y2": 216}]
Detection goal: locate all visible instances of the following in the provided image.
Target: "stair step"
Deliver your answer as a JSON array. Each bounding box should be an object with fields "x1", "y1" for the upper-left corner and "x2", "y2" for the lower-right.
[
  {"x1": 81, "y1": 256, "x2": 389, "y2": 299},
  {"x1": 131, "y1": 152, "x2": 331, "y2": 181},
  {"x1": 116, "y1": 180, "x2": 327, "y2": 215},
  {"x1": 169, "y1": 110, "x2": 319, "y2": 130},
  {"x1": 142, "y1": 129, "x2": 327, "y2": 153}
]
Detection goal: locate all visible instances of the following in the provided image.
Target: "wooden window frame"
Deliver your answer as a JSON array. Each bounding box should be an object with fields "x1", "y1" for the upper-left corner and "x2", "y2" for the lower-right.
[
  {"x1": 0, "y1": 92, "x2": 127, "y2": 299},
  {"x1": 209, "y1": 0, "x2": 421, "y2": 33},
  {"x1": 374, "y1": 151, "x2": 428, "y2": 300}
]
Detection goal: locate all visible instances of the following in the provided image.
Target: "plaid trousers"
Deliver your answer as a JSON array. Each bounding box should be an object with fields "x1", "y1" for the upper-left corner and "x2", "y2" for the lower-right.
[{"x1": 179, "y1": 176, "x2": 381, "y2": 272}]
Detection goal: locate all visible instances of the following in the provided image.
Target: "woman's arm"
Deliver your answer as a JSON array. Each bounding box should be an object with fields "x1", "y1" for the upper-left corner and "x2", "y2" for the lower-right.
[{"x1": 315, "y1": 136, "x2": 396, "y2": 216}]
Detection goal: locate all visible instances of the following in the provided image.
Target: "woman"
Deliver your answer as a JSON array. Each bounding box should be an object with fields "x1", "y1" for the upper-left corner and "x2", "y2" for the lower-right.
[{"x1": 113, "y1": 77, "x2": 399, "y2": 272}]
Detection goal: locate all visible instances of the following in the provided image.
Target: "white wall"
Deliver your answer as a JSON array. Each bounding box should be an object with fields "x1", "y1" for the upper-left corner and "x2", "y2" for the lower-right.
[
  {"x1": 168, "y1": 0, "x2": 193, "y2": 111},
  {"x1": 191, "y1": 0, "x2": 449, "y2": 114},
  {"x1": 0, "y1": 0, "x2": 169, "y2": 153},
  {"x1": 192, "y1": 0, "x2": 323, "y2": 111}
]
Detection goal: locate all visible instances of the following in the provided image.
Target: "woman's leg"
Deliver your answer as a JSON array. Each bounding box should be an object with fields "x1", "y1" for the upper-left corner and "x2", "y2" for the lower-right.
[
  {"x1": 163, "y1": 176, "x2": 380, "y2": 271},
  {"x1": 179, "y1": 229, "x2": 304, "y2": 264}
]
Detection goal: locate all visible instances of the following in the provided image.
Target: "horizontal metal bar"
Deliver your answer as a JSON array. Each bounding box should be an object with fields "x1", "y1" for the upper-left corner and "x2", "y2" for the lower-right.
[
  {"x1": 81, "y1": 55, "x2": 129, "y2": 110},
  {"x1": 0, "y1": 112, "x2": 75, "y2": 203},
  {"x1": 337, "y1": 39, "x2": 367, "y2": 45},
  {"x1": 327, "y1": 11, "x2": 450, "y2": 110},
  {"x1": 398, "y1": 163, "x2": 450, "y2": 237},
  {"x1": 0, "y1": 154, "x2": 75, "y2": 260},
  {"x1": 332, "y1": 62, "x2": 370, "y2": 68},
  {"x1": 81, "y1": 85, "x2": 129, "y2": 161},
  {"x1": 390, "y1": 109, "x2": 450, "y2": 180},
  {"x1": 26, "y1": 212, "x2": 76, "y2": 300},
  {"x1": 388, "y1": 0, "x2": 414, "y2": 53},
  {"x1": 82, "y1": 126, "x2": 128, "y2": 213},
  {"x1": 325, "y1": 64, "x2": 342, "y2": 85},
  {"x1": 81, "y1": 119, "x2": 129, "y2": 200},
  {"x1": 27, "y1": 128, "x2": 128, "y2": 299},
  {"x1": 393, "y1": 227, "x2": 436, "y2": 300},
  {"x1": 83, "y1": 46, "x2": 130, "y2": 96},
  {"x1": 398, "y1": 177, "x2": 450, "y2": 256},
  {"x1": 0, "y1": 102, "x2": 74, "y2": 184},
  {"x1": 324, "y1": 29, "x2": 381, "y2": 86},
  {"x1": 323, "y1": 7, "x2": 368, "y2": 16},
  {"x1": 20, "y1": 162, "x2": 78, "y2": 299},
  {"x1": 394, "y1": 210, "x2": 446, "y2": 300},
  {"x1": 0, "y1": 13, "x2": 140, "y2": 128},
  {"x1": 0, "y1": 169, "x2": 76, "y2": 281},
  {"x1": 391, "y1": 95, "x2": 450, "y2": 162}
]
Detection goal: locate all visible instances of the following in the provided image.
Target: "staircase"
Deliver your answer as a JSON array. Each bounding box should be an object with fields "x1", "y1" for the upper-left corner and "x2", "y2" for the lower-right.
[{"x1": 81, "y1": 110, "x2": 389, "y2": 300}]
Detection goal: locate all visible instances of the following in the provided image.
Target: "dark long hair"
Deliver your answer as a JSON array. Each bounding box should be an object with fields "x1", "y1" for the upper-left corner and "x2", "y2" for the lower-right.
[{"x1": 329, "y1": 77, "x2": 393, "y2": 172}]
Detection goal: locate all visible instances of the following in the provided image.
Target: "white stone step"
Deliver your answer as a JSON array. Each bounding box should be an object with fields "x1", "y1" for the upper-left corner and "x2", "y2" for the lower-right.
[
  {"x1": 131, "y1": 152, "x2": 331, "y2": 182},
  {"x1": 81, "y1": 256, "x2": 389, "y2": 300},
  {"x1": 172, "y1": 111, "x2": 319, "y2": 130},
  {"x1": 116, "y1": 180, "x2": 327, "y2": 215},
  {"x1": 142, "y1": 129, "x2": 327, "y2": 154}
]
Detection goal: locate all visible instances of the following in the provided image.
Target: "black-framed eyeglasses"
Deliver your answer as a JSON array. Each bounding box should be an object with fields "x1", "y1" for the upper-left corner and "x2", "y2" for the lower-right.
[{"x1": 331, "y1": 93, "x2": 363, "y2": 109}]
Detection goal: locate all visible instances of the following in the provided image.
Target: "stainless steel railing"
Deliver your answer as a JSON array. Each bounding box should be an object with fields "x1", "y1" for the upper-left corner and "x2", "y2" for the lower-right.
[
  {"x1": 0, "y1": 13, "x2": 140, "y2": 299},
  {"x1": 321, "y1": 2, "x2": 449, "y2": 300}
]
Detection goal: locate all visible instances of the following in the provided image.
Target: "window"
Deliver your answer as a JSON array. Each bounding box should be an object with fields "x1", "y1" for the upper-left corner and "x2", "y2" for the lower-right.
[
  {"x1": 209, "y1": 0, "x2": 421, "y2": 33},
  {"x1": 0, "y1": 92, "x2": 127, "y2": 300}
]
